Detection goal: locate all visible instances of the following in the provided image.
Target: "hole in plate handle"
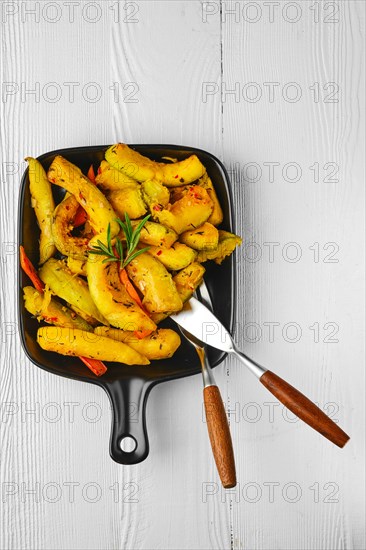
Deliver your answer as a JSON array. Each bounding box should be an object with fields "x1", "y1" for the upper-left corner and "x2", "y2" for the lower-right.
[{"x1": 120, "y1": 436, "x2": 137, "y2": 453}]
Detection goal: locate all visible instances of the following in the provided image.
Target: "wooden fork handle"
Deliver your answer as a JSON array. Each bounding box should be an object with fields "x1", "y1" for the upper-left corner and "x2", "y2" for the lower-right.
[
  {"x1": 204, "y1": 385, "x2": 236, "y2": 488},
  {"x1": 260, "y1": 371, "x2": 350, "y2": 448}
]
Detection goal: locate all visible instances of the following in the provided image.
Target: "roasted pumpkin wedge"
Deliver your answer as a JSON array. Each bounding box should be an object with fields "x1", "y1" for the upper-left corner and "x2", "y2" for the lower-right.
[
  {"x1": 153, "y1": 186, "x2": 213, "y2": 234},
  {"x1": 66, "y1": 304, "x2": 100, "y2": 327},
  {"x1": 141, "y1": 179, "x2": 170, "y2": 211},
  {"x1": 126, "y1": 252, "x2": 183, "y2": 314},
  {"x1": 198, "y1": 173, "x2": 224, "y2": 226},
  {"x1": 147, "y1": 242, "x2": 197, "y2": 271},
  {"x1": 37, "y1": 327, "x2": 149, "y2": 365},
  {"x1": 52, "y1": 194, "x2": 89, "y2": 260},
  {"x1": 26, "y1": 157, "x2": 56, "y2": 264},
  {"x1": 197, "y1": 230, "x2": 242, "y2": 264},
  {"x1": 66, "y1": 257, "x2": 87, "y2": 277},
  {"x1": 94, "y1": 327, "x2": 181, "y2": 360},
  {"x1": 151, "y1": 261, "x2": 205, "y2": 324},
  {"x1": 105, "y1": 143, "x2": 206, "y2": 186},
  {"x1": 107, "y1": 187, "x2": 147, "y2": 220},
  {"x1": 23, "y1": 286, "x2": 93, "y2": 331},
  {"x1": 95, "y1": 160, "x2": 137, "y2": 191},
  {"x1": 180, "y1": 222, "x2": 219, "y2": 251},
  {"x1": 131, "y1": 220, "x2": 178, "y2": 248},
  {"x1": 47, "y1": 155, "x2": 119, "y2": 235},
  {"x1": 173, "y1": 261, "x2": 206, "y2": 302}
]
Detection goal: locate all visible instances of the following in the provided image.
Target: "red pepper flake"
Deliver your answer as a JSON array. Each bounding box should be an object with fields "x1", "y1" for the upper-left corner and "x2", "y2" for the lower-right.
[
  {"x1": 44, "y1": 317, "x2": 58, "y2": 323},
  {"x1": 156, "y1": 250, "x2": 162, "y2": 256},
  {"x1": 174, "y1": 174, "x2": 179, "y2": 179},
  {"x1": 153, "y1": 205, "x2": 162, "y2": 211}
]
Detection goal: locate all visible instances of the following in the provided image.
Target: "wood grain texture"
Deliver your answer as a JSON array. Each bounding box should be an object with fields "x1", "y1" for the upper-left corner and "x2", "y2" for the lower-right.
[
  {"x1": 204, "y1": 385, "x2": 236, "y2": 488},
  {"x1": 222, "y1": 1, "x2": 365, "y2": 549},
  {"x1": 260, "y1": 370, "x2": 350, "y2": 447},
  {"x1": 0, "y1": 1, "x2": 364, "y2": 549}
]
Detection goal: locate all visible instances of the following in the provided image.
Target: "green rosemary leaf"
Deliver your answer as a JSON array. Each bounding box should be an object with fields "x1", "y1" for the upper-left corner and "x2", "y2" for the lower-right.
[
  {"x1": 134, "y1": 214, "x2": 151, "y2": 235},
  {"x1": 123, "y1": 247, "x2": 150, "y2": 268},
  {"x1": 124, "y1": 212, "x2": 133, "y2": 247},
  {"x1": 88, "y1": 249, "x2": 110, "y2": 256},
  {"x1": 106, "y1": 223, "x2": 112, "y2": 254},
  {"x1": 87, "y1": 214, "x2": 150, "y2": 268},
  {"x1": 115, "y1": 237, "x2": 124, "y2": 267},
  {"x1": 115, "y1": 217, "x2": 125, "y2": 231},
  {"x1": 129, "y1": 214, "x2": 151, "y2": 253},
  {"x1": 96, "y1": 240, "x2": 112, "y2": 256}
]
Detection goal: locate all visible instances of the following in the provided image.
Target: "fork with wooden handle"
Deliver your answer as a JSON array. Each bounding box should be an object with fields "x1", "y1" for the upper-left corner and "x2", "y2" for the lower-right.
[
  {"x1": 172, "y1": 284, "x2": 350, "y2": 449},
  {"x1": 179, "y1": 325, "x2": 236, "y2": 489}
]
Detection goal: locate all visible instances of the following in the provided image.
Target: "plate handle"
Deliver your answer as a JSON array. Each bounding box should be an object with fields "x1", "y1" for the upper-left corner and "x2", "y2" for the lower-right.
[{"x1": 104, "y1": 377, "x2": 153, "y2": 465}]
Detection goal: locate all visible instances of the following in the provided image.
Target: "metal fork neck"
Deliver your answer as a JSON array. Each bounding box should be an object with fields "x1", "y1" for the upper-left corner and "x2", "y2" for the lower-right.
[
  {"x1": 196, "y1": 346, "x2": 216, "y2": 388},
  {"x1": 230, "y1": 345, "x2": 267, "y2": 379}
]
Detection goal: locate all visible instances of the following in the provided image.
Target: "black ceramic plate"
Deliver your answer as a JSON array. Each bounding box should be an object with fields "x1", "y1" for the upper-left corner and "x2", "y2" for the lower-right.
[{"x1": 18, "y1": 144, "x2": 236, "y2": 464}]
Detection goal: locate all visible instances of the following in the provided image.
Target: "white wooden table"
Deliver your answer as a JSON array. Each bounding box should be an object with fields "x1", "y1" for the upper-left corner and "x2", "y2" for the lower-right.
[{"x1": 1, "y1": 1, "x2": 365, "y2": 549}]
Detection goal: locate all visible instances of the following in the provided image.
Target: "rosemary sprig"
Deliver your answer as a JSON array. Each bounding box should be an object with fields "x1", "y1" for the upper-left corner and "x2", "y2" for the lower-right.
[{"x1": 88, "y1": 213, "x2": 150, "y2": 269}]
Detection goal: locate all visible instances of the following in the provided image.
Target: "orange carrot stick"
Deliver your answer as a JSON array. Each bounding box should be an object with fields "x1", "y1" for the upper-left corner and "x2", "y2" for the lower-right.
[
  {"x1": 134, "y1": 329, "x2": 153, "y2": 340},
  {"x1": 119, "y1": 268, "x2": 145, "y2": 310},
  {"x1": 79, "y1": 356, "x2": 107, "y2": 377},
  {"x1": 19, "y1": 246, "x2": 45, "y2": 293}
]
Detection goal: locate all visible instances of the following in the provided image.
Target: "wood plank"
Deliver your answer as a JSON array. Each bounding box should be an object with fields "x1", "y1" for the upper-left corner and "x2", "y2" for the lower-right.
[
  {"x1": 0, "y1": 2, "x2": 224, "y2": 549},
  {"x1": 221, "y1": 1, "x2": 365, "y2": 549}
]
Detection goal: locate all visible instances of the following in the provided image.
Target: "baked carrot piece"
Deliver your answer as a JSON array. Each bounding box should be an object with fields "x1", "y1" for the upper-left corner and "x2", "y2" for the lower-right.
[
  {"x1": 134, "y1": 329, "x2": 154, "y2": 340},
  {"x1": 79, "y1": 356, "x2": 107, "y2": 377},
  {"x1": 20, "y1": 246, "x2": 107, "y2": 377},
  {"x1": 119, "y1": 268, "x2": 145, "y2": 309},
  {"x1": 19, "y1": 246, "x2": 45, "y2": 293}
]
